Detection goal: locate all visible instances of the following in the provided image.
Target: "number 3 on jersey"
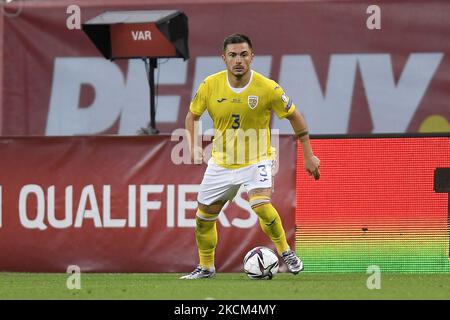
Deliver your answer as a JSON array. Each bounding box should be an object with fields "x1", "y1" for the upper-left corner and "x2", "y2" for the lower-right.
[
  {"x1": 232, "y1": 114, "x2": 240, "y2": 129},
  {"x1": 258, "y1": 164, "x2": 269, "y2": 182}
]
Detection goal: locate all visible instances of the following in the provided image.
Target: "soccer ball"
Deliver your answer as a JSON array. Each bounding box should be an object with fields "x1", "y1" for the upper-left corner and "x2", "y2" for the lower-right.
[{"x1": 243, "y1": 246, "x2": 279, "y2": 280}]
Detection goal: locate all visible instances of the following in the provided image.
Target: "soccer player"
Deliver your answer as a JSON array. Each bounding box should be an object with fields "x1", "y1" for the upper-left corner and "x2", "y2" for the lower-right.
[{"x1": 180, "y1": 34, "x2": 320, "y2": 279}]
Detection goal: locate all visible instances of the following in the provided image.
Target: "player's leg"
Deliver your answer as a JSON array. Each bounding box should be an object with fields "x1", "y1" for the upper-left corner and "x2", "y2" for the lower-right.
[
  {"x1": 248, "y1": 187, "x2": 303, "y2": 274},
  {"x1": 248, "y1": 187, "x2": 289, "y2": 255},
  {"x1": 246, "y1": 161, "x2": 304, "y2": 274},
  {"x1": 195, "y1": 201, "x2": 226, "y2": 270},
  {"x1": 179, "y1": 201, "x2": 225, "y2": 279},
  {"x1": 180, "y1": 160, "x2": 235, "y2": 279}
]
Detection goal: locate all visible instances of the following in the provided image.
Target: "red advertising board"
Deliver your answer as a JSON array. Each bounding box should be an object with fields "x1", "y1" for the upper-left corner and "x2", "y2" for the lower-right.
[
  {"x1": 0, "y1": 135, "x2": 296, "y2": 272},
  {"x1": 1, "y1": 0, "x2": 450, "y2": 135}
]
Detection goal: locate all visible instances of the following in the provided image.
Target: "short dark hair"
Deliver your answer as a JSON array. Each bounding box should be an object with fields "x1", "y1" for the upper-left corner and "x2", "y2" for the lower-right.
[{"x1": 223, "y1": 33, "x2": 253, "y2": 51}]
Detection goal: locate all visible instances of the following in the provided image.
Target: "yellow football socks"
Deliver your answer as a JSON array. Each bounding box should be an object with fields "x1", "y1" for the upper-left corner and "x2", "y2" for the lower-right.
[
  {"x1": 194, "y1": 202, "x2": 289, "y2": 267},
  {"x1": 251, "y1": 202, "x2": 290, "y2": 255},
  {"x1": 195, "y1": 209, "x2": 218, "y2": 269}
]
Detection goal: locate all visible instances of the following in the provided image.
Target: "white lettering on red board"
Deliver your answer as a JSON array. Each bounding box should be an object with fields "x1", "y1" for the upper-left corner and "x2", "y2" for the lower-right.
[
  {"x1": 12, "y1": 184, "x2": 257, "y2": 230},
  {"x1": 131, "y1": 30, "x2": 152, "y2": 41}
]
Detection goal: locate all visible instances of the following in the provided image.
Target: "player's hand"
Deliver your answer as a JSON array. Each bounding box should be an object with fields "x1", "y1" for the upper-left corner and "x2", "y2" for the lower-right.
[
  {"x1": 304, "y1": 155, "x2": 320, "y2": 180},
  {"x1": 191, "y1": 146, "x2": 203, "y2": 165}
]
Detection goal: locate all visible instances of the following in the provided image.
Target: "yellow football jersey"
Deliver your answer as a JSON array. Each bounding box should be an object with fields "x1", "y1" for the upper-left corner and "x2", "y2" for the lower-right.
[{"x1": 190, "y1": 70, "x2": 295, "y2": 168}]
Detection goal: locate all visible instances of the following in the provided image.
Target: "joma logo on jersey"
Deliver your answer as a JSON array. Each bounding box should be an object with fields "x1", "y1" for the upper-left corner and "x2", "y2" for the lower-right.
[
  {"x1": 131, "y1": 30, "x2": 152, "y2": 41},
  {"x1": 248, "y1": 95, "x2": 259, "y2": 109}
]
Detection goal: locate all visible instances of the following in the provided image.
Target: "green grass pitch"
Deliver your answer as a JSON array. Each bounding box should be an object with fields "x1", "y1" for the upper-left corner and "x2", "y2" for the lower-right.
[{"x1": 0, "y1": 272, "x2": 449, "y2": 300}]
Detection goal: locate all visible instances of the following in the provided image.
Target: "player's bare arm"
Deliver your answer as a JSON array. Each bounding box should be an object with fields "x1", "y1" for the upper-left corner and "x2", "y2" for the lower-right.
[
  {"x1": 185, "y1": 111, "x2": 203, "y2": 164},
  {"x1": 286, "y1": 110, "x2": 320, "y2": 180}
]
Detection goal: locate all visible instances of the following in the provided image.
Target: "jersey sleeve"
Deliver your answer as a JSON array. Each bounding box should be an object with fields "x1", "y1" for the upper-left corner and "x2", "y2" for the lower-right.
[
  {"x1": 189, "y1": 80, "x2": 208, "y2": 116},
  {"x1": 270, "y1": 83, "x2": 296, "y2": 119}
]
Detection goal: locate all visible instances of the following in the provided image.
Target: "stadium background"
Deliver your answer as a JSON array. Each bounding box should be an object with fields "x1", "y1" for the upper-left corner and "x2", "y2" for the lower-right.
[{"x1": 0, "y1": 0, "x2": 449, "y2": 275}]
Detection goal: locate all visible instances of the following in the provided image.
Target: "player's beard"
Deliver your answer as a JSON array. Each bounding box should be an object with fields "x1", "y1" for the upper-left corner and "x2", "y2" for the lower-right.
[{"x1": 231, "y1": 65, "x2": 249, "y2": 79}]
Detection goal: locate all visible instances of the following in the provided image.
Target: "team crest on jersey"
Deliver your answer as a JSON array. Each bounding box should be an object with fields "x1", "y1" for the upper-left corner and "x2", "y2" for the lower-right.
[{"x1": 248, "y1": 95, "x2": 259, "y2": 109}]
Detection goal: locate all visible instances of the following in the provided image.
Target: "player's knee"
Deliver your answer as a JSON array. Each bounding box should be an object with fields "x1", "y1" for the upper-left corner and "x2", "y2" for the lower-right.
[
  {"x1": 196, "y1": 208, "x2": 219, "y2": 221},
  {"x1": 195, "y1": 209, "x2": 218, "y2": 233},
  {"x1": 249, "y1": 196, "x2": 272, "y2": 210},
  {"x1": 198, "y1": 201, "x2": 225, "y2": 215}
]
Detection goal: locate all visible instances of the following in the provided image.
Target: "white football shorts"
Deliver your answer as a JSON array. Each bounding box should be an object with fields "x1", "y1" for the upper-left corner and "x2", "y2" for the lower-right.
[{"x1": 197, "y1": 158, "x2": 274, "y2": 205}]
